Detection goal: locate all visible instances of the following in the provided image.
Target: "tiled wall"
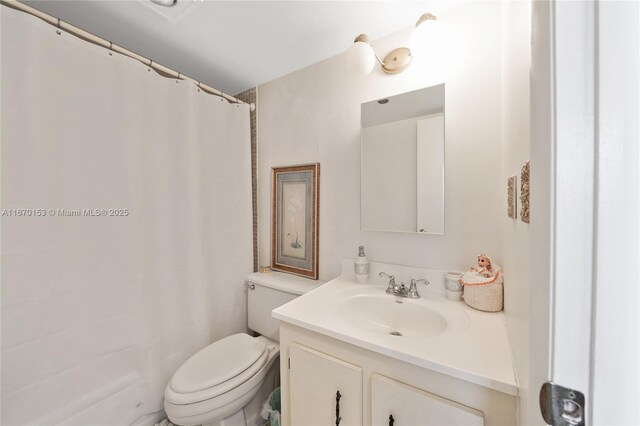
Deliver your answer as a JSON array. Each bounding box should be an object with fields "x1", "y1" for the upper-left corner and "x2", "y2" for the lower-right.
[{"x1": 234, "y1": 88, "x2": 258, "y2": 272}]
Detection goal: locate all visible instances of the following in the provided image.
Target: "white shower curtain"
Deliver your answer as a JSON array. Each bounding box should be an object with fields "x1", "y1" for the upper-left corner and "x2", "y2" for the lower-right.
[{"x1": 1, "y1": 6, "x2": 253, "y2": 425}]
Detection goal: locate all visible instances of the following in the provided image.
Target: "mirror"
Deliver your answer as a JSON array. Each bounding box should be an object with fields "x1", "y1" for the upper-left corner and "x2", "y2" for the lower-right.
[{"x1": 361, "y1": 84, "x2": 445, "y2": 234}]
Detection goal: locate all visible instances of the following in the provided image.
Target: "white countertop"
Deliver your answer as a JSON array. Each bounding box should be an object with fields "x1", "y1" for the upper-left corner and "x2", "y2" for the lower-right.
[{"x1": 272, "y1": 261, "x2": 518, "y2": 396}]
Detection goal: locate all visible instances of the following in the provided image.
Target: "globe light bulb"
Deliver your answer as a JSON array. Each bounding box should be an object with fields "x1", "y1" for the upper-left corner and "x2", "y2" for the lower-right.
[
  {"x1": 348, "y1": 37, "x2": 376, "y2": 76},
  {"x1": 411, "y1": 13, "x2": 439, "y2": 58}
]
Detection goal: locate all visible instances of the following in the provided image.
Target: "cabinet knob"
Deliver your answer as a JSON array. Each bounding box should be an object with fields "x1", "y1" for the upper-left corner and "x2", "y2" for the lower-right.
[{"x1": 389, "y1": 414, "x2": 395, "y2": 426}]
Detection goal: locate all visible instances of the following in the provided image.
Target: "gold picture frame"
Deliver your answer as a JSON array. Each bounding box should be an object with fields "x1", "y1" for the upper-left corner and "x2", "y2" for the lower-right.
[{"x1": 271, "y1": 164, "x2": 320, "y2": 279}]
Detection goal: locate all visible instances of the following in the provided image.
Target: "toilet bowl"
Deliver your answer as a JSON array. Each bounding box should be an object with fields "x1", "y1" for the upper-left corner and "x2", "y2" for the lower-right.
[
  {"x1": 164, "y1": 334, "x2": 279, "y2": 426},
  {"x1": 164, "y1": 272, "x2": 316, "y2": 426}
]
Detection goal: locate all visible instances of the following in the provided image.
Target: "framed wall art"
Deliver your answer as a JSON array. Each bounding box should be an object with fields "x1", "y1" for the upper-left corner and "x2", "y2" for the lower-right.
[{"x1": 271, "y1": 164, "x2": 320, "y2": 279}]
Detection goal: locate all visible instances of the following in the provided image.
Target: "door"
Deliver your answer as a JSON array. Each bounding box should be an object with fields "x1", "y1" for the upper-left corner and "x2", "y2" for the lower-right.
[
  {"x1": 370, "y1": 374, "x2": 483, "y2": 426},
  {"x1": 289, "y1": 344, "x2": 363, "y2": 426},
  {"x1": 532, "y1": 1, "x2": 639, "y2": 424}
]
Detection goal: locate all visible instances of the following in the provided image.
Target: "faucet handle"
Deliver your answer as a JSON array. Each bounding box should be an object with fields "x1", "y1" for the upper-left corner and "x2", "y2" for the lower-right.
[
  {"x1": 412, "y1": 278, "x2": 429, "y2": 286},
  {"x1": 379, "y1": 272, "x2": 395, "y2": 283},
  {"x1": 380, "y1": 272, "x2": 397, "y2": 294},
  {"x1": 408, "y1": 278, "x2": 429, "y2": 299}
]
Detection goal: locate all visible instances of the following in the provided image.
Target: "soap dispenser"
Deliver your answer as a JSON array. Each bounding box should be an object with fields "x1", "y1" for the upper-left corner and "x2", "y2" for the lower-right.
[{"x1": 354, "y1": 246, "x2": 370, "y2": 283}]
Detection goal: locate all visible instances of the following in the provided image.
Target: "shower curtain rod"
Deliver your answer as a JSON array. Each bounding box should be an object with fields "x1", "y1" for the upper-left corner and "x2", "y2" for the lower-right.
[{"x1": 0, "y1": 0, "x2": 255, "y2": 111}]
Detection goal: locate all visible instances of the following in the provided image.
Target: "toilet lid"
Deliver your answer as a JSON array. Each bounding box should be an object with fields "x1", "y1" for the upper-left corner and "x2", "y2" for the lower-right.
[{"x1": 170, "y1": 333, "x2": 267, "y2": 394}]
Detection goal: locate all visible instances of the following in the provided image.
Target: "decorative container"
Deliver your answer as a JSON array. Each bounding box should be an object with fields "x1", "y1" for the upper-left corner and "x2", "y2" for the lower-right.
[
  {"x1": 444, "y1": 271, "x2": 464, "y2": 301},
  {"x1": 460, "y1": 254, "x2": 504, "y2": 312},
  {"x1": 462, "y1": 281, "x2": 504, "y2": 312}
]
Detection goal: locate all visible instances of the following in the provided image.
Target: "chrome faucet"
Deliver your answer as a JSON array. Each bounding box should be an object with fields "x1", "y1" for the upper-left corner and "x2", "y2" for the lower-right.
[{"x1": 379, "y1": 272, "x2": 429, "y2": 299}]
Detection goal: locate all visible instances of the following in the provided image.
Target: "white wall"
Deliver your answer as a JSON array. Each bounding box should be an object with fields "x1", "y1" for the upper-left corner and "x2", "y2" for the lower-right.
[
  {"x1": 258, "y1": 2, "x2": 538, "y2": 421},
  {"x1": 258, "y1": 1, "x2": 504, "y2": 279},
  {"x1": 500, "y1": 1, "x2": 534, "y2": 424}
]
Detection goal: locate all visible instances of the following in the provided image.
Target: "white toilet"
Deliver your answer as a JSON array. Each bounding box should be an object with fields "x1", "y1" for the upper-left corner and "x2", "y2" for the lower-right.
[{"x1": 164, "y1": 272, "x2": 313, "y2": 426}]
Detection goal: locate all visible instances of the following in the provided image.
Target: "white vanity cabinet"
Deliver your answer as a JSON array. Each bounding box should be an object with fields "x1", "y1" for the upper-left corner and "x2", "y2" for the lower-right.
[
  {"x1": 279, "y1": 323, "x2": 517, "y2": 425},
  {"x1": 371, "y1": 374, "x2": 484, "y2": 426},
  {"x1": 289, "y1": 344, "x2": 363, "y2": 426}
]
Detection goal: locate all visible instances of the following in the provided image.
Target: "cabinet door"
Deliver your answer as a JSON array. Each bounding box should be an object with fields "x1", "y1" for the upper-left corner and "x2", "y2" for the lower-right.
[
  {"x1": 289, "y1": 344, "x2": 363, "y2": 426},
  {"x1": 371, "y1": 374, "x2": 484, "y2": 426}
]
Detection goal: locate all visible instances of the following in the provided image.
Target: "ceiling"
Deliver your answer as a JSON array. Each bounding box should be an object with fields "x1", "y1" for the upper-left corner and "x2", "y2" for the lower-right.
[{"x1": 23, "y1": 1, "x2": 458, "y2": 95}]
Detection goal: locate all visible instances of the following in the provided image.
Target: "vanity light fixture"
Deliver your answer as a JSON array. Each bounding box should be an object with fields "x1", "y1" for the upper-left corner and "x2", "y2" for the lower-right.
[{"x1": 349, "y1": 13, "x2": 437, "y2": 75}]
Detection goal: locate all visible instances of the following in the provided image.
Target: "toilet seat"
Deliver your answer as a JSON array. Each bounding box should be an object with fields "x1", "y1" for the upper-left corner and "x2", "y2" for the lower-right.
[{"x1": 166, "y1": 333, "x2": 269, "y2": 405}]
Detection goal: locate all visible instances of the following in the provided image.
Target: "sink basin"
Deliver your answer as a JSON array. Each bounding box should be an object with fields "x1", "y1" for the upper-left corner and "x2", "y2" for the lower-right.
[{"x1": 338, "y1": 294, "x2": 448, "y2": 338}]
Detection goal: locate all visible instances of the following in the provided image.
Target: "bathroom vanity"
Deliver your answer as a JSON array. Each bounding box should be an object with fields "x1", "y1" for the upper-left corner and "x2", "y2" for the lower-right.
[{"x1": 273, "y1": 260, "x2": 518, "y2": 425}]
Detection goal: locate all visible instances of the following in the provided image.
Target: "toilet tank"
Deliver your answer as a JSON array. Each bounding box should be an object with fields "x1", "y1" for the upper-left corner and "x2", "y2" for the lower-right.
[{"x1": 247, "y1": 271, "x2": 319, "y2": 341}]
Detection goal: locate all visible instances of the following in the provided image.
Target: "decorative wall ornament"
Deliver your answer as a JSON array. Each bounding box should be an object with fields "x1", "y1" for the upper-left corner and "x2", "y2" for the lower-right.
[
  {"x1": 520, "y1": 161, "x2": 530, "y2": 224},
  {"x1": 507, "y1": 175, "x2": 517, "y2": 219},
  {"x1": 271, "y1": 163, "x2": 320, "y2": 279}
]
